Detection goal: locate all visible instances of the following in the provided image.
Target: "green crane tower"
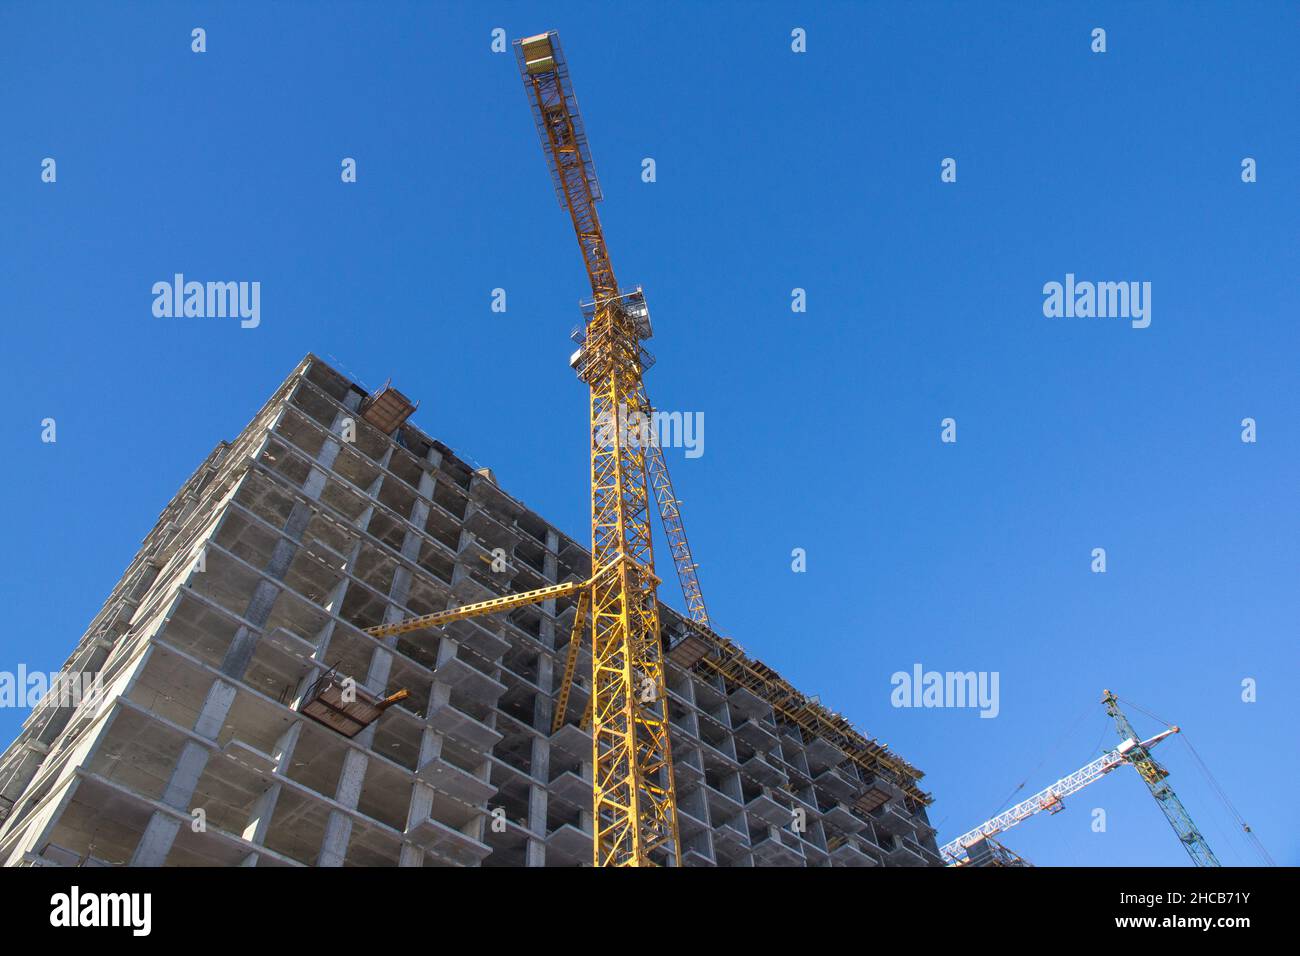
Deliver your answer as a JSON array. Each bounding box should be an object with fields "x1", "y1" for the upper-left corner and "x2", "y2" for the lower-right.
[{"x1": 1102, "y1": 690, "x2": 1220, "y2": 866}]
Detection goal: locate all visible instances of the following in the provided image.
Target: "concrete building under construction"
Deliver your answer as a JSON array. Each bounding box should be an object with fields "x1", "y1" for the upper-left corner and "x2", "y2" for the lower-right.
[{"x1": 0, "y1": 355, "x2": 942, "y2": 867}]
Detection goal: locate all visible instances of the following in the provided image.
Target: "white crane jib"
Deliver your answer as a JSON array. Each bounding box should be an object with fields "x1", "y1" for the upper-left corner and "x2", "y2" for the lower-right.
[{"x1": 941, "y1": 726, "x2": 1179, "y2": 865}]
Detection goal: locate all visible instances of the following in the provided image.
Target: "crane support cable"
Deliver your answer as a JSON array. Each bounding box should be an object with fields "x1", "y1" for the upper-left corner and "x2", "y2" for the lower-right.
[{"x1": 985, "y1": 700, "x2": 1098, "y2": 821}]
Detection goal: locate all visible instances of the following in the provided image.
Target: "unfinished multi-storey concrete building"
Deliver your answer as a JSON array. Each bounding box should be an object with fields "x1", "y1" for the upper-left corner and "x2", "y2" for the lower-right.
[{"x1": 0, "y1": 355, "x2": 942, "y2": 867}]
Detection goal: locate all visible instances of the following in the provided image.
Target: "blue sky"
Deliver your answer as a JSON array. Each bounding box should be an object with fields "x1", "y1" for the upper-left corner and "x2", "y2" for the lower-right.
[{"x1": 1, "y1": 1, "x2": 1294, "y2": 866}]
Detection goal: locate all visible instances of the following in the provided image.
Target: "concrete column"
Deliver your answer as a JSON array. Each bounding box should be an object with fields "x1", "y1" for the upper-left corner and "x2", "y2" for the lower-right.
[
  {"x1": 526, "y1": 736, "x2": 551, "y2": 866},
  {"x1": 393, "y1": 445, "x2": 449, "y2": 869},
  {"x1": 523, "y1": 653, "x2": 554, "y2": 867},
  {"x1": 129, "y1": 815, "x2": 182, "y2": 868},
  {"x1": 317, "y1": 725, "x2": 373, "y2": 867},
  {"x1": 130, "y1": 679, "x2": 240, "y2": 865},
  {"x1": 315, "y1": 464, "x2": 391, "y2": 867},
  {"x1": 221, "y1": 500, "x2": 313, "y2": 676},
  {"x1": 398, "y1": 722, "x2": 447, "y2": 867},
  {"x1": 129, "y1": 405, "x2": 346, "y2": 867},
  {"x1": 541, "y1": 529, "x2": 560, "y2": 651},
  {"x1": 240, "y1": 721, "x2": 303, "y2": 852}
]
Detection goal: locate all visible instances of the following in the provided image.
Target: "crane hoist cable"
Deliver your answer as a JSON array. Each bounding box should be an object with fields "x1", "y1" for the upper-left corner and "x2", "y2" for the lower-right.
[{"x1": 985, "y1": 699, "x2": 1099, "y2": 822}]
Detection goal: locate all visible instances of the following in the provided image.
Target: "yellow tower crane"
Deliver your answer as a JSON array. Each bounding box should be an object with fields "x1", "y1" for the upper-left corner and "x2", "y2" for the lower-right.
[
  {"x1": 515, "y1": 28, "x2": 681, "y2": 868},
  {"x1": 366, "y1": 30, "x2": 689, "y2": 866}
]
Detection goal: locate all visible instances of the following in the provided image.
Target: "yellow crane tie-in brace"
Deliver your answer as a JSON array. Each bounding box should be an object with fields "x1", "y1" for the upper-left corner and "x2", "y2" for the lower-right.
[
  {"x1": 552, "y1": 588, "x2": 590, "y2": 734},
  {"x1": 364, "y1": 578, "x2": 589, "y2": 639}
]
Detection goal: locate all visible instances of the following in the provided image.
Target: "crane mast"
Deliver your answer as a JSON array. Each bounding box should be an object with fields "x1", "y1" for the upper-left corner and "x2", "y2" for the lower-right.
[
  {"x1": 516, "y1": 31, "x2": 679, "y2": 867},
  {"x1": 1102, "y1": 690, "x2": 1220, "y2": 867},
  {"x1": 366, "y1": 27, "x2": 921, "y2": 866}
]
